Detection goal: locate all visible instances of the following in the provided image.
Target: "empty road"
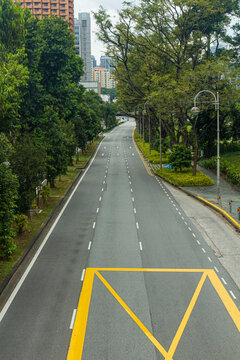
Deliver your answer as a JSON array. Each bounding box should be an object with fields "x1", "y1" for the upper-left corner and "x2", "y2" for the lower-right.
[{"x1": 0, "y1": 119, "x2": 239, "y2": 359}]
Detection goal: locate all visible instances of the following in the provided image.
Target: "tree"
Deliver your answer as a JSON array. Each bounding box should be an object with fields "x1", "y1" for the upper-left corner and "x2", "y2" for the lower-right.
[
  {"x1": 0, "y1": 0, "x2": 25, "y2": 51},
  {"x1": 169, "y1": 144, "x2": 192, "y2": 172},
  {"x1": 0, "y1": 134, "x2": 18, "y2": 259},
  {"x1": 0, "y1": 49, "x2": 29, "y2": 133},
  {"x1": 11, "y1": 133, "x2": 46, "y2": 214}
]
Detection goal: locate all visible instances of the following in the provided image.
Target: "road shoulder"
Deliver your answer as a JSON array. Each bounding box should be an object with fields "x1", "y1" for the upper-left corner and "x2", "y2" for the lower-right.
[{"x1": 164, "y1": 180, "x2": 240, "y2": 289}]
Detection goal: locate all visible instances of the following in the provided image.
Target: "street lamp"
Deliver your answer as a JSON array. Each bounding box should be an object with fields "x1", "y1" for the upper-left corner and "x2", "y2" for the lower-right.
[{"x1": 191, "y1": 90, "x2": 220, "y2": 203}]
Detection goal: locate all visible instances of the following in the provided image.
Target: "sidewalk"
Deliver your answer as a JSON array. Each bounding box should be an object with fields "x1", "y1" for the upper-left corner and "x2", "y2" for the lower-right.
[{"x1": 182, "y1": 166, "x2": 240, "y2": 224}]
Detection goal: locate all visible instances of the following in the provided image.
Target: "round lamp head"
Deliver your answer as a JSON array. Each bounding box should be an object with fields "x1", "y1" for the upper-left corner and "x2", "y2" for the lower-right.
[{"x1": 191, "y1": 106, "x2": 200, "y2": 115}]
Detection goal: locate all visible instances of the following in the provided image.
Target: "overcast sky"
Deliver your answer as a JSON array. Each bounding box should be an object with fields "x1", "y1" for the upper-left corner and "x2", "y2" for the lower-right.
[{"x1": 74, "y1": 0, "x2": 126, "y2": 63}]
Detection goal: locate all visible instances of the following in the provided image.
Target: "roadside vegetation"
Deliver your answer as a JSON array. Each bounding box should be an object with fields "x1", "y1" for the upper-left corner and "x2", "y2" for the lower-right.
[
  {"x1": 95, "y1": 0, "x2": 240, "y2": 185},
  {"x1": 0, "y1": 138, "x2": 101, "y2": 284},
  {"x1": 135, "y1": 130, "x2": 213, "y2": 186},
  {"x1": 199, "y1": 152, "x2": 240, "y2": 187},
  {"x1": 0, "y1": 0, "x2": 118, "y2": 260}
]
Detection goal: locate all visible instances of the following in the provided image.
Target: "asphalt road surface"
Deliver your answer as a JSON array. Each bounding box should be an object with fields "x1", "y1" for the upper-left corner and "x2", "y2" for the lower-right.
[{"x1": 0, "y1": 119, "x2": 240, "y2": 360}]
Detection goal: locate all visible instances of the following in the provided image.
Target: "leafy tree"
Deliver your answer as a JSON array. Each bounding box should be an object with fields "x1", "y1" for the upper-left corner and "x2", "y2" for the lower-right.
[
  {"x1": 11, "y1": 133, "x2": 46, "y2": 214},
  {"x1": 0, "y1": 49, "x2": 29, "y2": 133},
  {"x1": 0, "y1": 0, "x2": 25, "y2": 51},
  {"x1": 101, "y1": 88, "x2": 117, "y2": 101},
  {"x1": 102, "y1": 102, "x2": 118, "y2": 129},
  {"x1": 169, "y1": 144, "x2": 192, "y2": 172},
  {"x1": 0, "y1": 134, "x2": 18, "y2": 259}
]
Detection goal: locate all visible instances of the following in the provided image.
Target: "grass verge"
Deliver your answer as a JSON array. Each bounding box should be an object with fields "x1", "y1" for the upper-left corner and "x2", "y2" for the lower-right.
[
  {"x1": 155, "y1": 168, "x2": 214, "y2": 187},
  {"x1": 0, "y1": 137, "x2": 102, "y2": 285}
]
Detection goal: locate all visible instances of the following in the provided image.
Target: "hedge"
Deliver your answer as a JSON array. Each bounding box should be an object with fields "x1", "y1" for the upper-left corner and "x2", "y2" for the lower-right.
[{"x1": 155, "y1": 168, "x2": 214, "y2": 187}]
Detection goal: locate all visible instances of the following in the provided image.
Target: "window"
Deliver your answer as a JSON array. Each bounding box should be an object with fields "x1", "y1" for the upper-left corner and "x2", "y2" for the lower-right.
[
  {"x1": 26, "y1": 2, "x2": 31, "y2": 5},
  {"x1": 82, "y1": 20, "x2": 87, "y2": 27},
  {"x1": 52, "y1": 9, "x2": 57, "y2": 13},
  {"x1": 34, "y1": 2, "x2": 39, "y2": 5}
]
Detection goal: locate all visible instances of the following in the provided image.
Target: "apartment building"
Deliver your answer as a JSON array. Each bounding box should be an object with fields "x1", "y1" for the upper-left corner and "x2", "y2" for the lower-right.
[
  {"x1": 74, "y1": 13, "x2": 92, "y2": 81},
  {"x1": 13, "y1": 0, "x2": 74, "y2": 29}
]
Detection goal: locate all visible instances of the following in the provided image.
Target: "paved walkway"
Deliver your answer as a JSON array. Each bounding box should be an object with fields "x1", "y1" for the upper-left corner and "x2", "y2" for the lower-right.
[{"x1": 183, "y1": 166, "x2": 240, "y2": 223}]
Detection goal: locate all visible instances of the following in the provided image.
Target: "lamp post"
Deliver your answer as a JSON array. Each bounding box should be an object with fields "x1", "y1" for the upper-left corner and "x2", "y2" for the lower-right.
[
  {"x1": 191, "y1": 90, "x2": 220, "y2": 203},
  {"x1": 158, "y1": 108, "x2": 162, "y2": 169}
]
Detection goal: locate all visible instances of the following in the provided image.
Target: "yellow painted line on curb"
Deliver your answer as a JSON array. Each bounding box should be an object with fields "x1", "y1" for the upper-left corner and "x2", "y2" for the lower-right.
[
  {"x1": 132, "y1": 129, "x2": 154, "y2": 176},
  {"x1": 208, "y1": 270, "x2": 240, "y2": 332},
  {"x1": 67, "y1": 268, "x2": 95, "y2": 360},
  {"x1": 198, "y1": 196, "x2": 240, "y2": 229},
  {"x1": 95, "y1": 271, "x2": 169, "y2": 359},
  {"x1": 67, "y1": 268, "x2": 240, "y2": 359}
]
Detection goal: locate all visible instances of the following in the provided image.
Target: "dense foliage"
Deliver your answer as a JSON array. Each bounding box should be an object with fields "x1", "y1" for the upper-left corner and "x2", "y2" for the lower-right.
[
  {"x1": 0, "y1": 1, "x2": 118, "y2": 258},
  {"x1": 94, "y1": 0, "x2": 240, "y2": 174}
]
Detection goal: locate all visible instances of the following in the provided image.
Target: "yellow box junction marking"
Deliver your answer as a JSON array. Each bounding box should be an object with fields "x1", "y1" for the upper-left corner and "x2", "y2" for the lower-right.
[
  {"x1": 198, "y1": 196, "x2": 240, "y2": 229},
  {"x1": 132, "y1": 129, "x2": 154, "y2": 176},
  {"x1": 67, "y1": 268, "x2": 240, "y2": 360}
]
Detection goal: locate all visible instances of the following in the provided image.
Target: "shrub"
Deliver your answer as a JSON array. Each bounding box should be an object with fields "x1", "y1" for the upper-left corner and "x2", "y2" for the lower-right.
[
  {"x1": 199, "y1": 156, "x2": 240, "y2": 187},
  {"x1": 156, "y1": 168, "x2": 214, "y2": 187},
  {"x1": 15, "y1": 214, "x2": 28, "y2": 234},
  {"x1": 40, "y1": 185, "x2": 50, "y2": 204},
  {"x1": 168, "y1": 144, "x2": 192, "y2": 171}
]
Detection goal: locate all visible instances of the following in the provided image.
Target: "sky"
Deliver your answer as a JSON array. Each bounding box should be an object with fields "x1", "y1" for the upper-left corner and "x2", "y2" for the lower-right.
[{"x1": 74, "y1": 0, "x2": 126, "y2": 63}]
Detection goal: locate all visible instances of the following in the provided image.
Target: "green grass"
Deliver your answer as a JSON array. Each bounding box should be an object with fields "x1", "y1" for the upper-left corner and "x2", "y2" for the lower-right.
[
  {"x1": 135, "y1": 130, "x2": 168, "y2": 164},
  {"x1": 0, "y1": 138, "x2": 102, "y2": 284},
  {"x1": 155, "y1": 168, "x2": 214, "y2": 187}
]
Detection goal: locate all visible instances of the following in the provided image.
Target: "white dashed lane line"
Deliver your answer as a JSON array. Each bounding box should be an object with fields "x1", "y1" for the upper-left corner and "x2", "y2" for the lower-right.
[
  {"x1": 139, "y1": 242, "x2": 143, "y2": 251},
  {"x1": 136, "y1": 222, "x2": 139, "y2": 229},
  {"x1": 93, "y1": 222, "x2": 96, "y2": 229},
  {"x1": 155, "y1": 177, "x2": 238, "y2": 301},
  {"x1": 81, "y1": 269, "x2": 85, "y2": 282},
  {"x1": 88, "y1": 241, "x2": 92, "y2": 250}
]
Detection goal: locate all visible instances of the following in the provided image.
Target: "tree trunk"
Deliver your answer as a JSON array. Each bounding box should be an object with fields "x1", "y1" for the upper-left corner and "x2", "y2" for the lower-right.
[{"x1": 50, "y1": 179, "x2": 55, "y2": 188}]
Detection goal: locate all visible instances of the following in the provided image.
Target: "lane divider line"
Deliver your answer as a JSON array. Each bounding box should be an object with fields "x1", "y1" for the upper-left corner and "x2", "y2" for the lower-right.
[
  {"x1": 81, "y1": 269, "x2": 86, "y2": 282},
  {"x1": 69, "y1": 309, "x2": 77, "y2": 330},
  {"x1": 88, "y1": 242, "x2": 92, "y2": 250}
]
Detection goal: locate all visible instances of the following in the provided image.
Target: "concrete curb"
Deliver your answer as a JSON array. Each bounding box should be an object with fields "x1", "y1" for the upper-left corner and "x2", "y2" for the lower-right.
[{"x1": 0, "y1": 138, "x2": 104, "y2": 297}]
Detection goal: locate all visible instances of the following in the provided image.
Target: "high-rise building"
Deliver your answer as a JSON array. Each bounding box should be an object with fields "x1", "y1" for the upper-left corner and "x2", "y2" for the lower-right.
[
  {"x1": 74, "y1": 13, "x2": 92, "y2": 81},
  {"x1": 91, "y1": 55, "x2": 97, "y2": 68},
  {"x1": 100, "y1": 56, "x2": 114, "y2": 73},
  {"x1": 13, "y1": 0, "x2": 74, "y2": 29},
  {"x1": 93, "y1": 67, "x2": 115, "y2": 89}
]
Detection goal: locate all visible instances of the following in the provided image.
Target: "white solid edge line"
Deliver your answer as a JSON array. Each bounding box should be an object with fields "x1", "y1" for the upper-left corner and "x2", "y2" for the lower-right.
[
  {"x1": 0, "y1": 139, "x2": 102, "y2": 323},
  {"x1": 69, "y1": 309, "x2": 77, "y2": 329},
  {"x1": 88, "y1": 241, "x2": 92, "y2": 250},
  {"x1": 81, "y1": 269, "x2": 86, "y2": 282}
]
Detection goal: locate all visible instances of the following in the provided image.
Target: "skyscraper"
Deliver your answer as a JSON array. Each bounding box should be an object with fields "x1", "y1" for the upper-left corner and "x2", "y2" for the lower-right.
[
  {"x1": 74, "y1": 13, "x2": 92, "y2": 81},
  {"x1": 13, "y1": 0, "x2": 74, "y2": 29},
  {"x1": 100, "y1": 56, "x2": 114, "y2": 73}
]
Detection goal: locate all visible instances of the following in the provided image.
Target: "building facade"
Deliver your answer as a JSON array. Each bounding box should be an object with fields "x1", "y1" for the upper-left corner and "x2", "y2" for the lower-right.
[
  {"x1": 13, "y1": 0, "x2": 74, "y2": 28},
  {"x1": 74, "y1": 13, "x2": 92, "y2": 82},
  {"x1": 100, "y1": 56, "x2": 114, "y2": 73},
  {"x1": 93, "y1": 67, "x2": 115, "y2": 89}
]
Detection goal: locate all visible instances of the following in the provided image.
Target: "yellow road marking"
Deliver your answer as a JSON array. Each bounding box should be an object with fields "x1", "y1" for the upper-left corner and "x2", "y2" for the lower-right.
[
  {"x1": 67, "y1": 268, "x2": 95, "y2": 360},
  {"x1": 198, "y1": 196, "x2": 240, "y2": 229},
  {"x1": 208, "y1": 270, "x2": 240, "y2": 332},
  {"x1": 67, "y1": 268, "x2": 240, "y2": 359},
  {"x1": 166, "y1": 272, "x2": 207, "y2": 359},
  {"x1": 132, "y1": 129, "x2": 154, "y2": 176},
  {"x1": 95, "y1": 271, "x2": 169, "y2": 359}
]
